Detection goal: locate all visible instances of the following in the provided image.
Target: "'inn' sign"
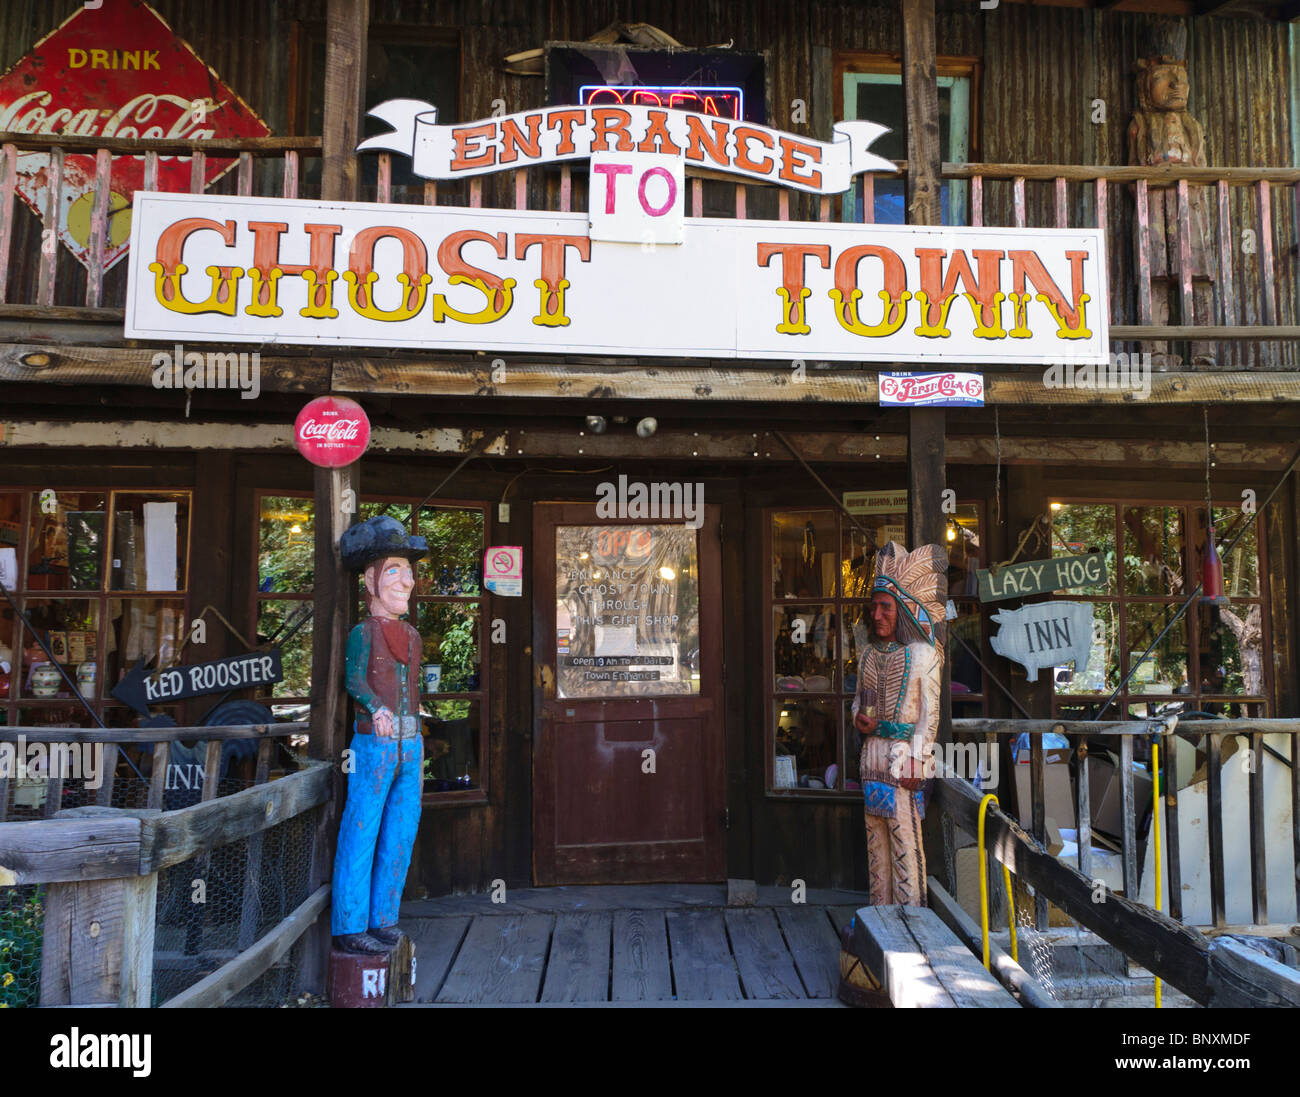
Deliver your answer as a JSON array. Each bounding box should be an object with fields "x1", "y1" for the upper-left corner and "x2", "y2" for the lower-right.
[{"x1": 977, "y1": 552, "x2": 1108, "y2": 603}]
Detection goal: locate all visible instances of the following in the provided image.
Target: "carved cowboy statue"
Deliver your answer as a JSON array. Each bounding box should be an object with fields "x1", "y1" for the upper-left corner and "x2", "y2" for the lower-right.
[
  {"x1": 331, "y1": 516, "x2": 428, "y2": 955},
  {"x1": 851, "y1": 541, "x2": 947, "y2": 907},
  {"x1": 1127, "y1": 19, "x2": 1217, "y2": 367}
]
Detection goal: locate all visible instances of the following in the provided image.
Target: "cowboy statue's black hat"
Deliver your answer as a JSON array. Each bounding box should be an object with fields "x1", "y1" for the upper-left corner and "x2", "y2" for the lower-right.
[{"x1": 339, "y1": 515, "x2": 429, "y2": 572}]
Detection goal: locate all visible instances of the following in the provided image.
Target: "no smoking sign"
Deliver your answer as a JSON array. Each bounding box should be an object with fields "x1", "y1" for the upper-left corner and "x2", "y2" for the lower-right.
[{"x1": 483, "y1": 545, "x2": 523, "y2": 597}]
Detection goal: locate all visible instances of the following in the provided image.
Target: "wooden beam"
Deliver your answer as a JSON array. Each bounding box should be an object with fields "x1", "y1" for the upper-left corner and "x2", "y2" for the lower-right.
[
  {"x1": 0, "y1": 815, "x2": 141, "y2": 885},
  {"x1": 137, "y1": 761, "x2": 332, "y2": 874},
  {"x1": 160, "y1": 884, "x2": 330, "y2": 1008},
  {"x1": 0, "y1": 722, "x2": 307, "y2": 743},
  {"x1": 942, "y1": 163, "x2": 1300, "y2": 184},
  {"x1": 0, "y1": 133, "x2": 321, "y2": 155},
  {"x1": 320, "y1": 0, "x2": 368, "y2": 203}
]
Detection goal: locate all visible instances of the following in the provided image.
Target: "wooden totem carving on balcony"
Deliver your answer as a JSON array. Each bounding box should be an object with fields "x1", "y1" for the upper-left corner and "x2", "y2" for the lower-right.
[{"x1": 1127, "y1": 20, "x2": 1216, "y2": 367}]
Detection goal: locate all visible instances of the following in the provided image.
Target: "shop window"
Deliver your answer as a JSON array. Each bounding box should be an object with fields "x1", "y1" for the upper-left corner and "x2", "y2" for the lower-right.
[
  {"x1": 255, "y1": 493, "x2": 490, "y2": 801},
  {"x1": 835, "y1": 53, "x2": 977, "y2": 226},
  {"x1": 0, "y1": 488, "x2": 191, "y2": 741},
  {"x1": 1050, "y1": 501, "x2": 1270, "y2": 718},
  {"x1": 767, "y1": 502, "x2": 986, "y2": 796}
]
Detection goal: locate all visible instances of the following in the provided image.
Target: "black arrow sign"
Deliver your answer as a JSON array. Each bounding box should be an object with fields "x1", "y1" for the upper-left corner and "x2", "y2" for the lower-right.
[{"x1": 111, "y1": 649, "x2": 284, "y2": 717}]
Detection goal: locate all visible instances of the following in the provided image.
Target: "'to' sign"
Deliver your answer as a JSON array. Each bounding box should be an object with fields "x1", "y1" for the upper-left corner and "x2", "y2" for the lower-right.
[{"x1": 588, "y1": 152, "x2": 685, "y2": 245}]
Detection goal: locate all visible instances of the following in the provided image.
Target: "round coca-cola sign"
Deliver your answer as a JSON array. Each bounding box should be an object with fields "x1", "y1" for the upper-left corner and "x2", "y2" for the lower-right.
[{"x1": 294, "y1": 397, "x2": 370, "y2": 467}]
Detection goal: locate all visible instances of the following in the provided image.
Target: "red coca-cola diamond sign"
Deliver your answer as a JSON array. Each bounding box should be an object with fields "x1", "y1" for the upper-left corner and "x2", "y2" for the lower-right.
[
  {"x1": 295, "y1": 397, "x2": 371, "y2": 468},
  {"x1": 0, "y1": 0, "x2": 271, "y2": 272}
]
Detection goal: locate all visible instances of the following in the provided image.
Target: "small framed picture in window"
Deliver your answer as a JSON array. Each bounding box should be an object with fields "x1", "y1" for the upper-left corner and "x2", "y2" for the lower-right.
[
  {"x1": 774, "y1": 754, "x2": 797, "y2": 789},
  {"x1": 48, "y1": 630, "x2": 69, "y2": 662}
]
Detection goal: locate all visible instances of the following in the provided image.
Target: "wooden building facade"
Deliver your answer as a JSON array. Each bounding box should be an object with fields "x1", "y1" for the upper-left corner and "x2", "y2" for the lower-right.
[{"x1": 1, "y1": 0, "x2": 1298, "y2": 916}]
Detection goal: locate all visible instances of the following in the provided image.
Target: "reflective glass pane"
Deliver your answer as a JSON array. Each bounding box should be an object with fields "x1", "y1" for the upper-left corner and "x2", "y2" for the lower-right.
[
  {"x1": 28, "y1": 491, "x2": 105, "y2": 591},
  {"x1": 950, "y1": 607, "x2": 983, "y2": 694},
  {"x1": 840, "y1": 523, "x2": 874, "y2": 600},
  {"x1": 1051, "y1": 503, "x2": 1117, "y2": 595},
  {"x1": 1202, "y1": 600, "x2": 1265, "y2": 697},
  {"x1": 415, "y1": 602, "x2": 480, "y2": 693},
  {"x1": 105, "y1": 598, "x2": 185, "y2": 700},
  {"x1": 775, "y1": 698, "x2": 838, "y2": 790},
  {"x1": 418, "y1": 506, "x2": 484, "y2": 595},
  {"x1": 259, "y1": 496, "x2": 314, "y2": 592},
  {"x1": 1054, "y1": 601, "x2": 1119, "y2": 693},
  {"x1": 774, "y1": 510, "x2": 837, "y2": 599},
  {"x1": 1210, "y1": 511, "x2": 1260, "y2": 598},
  {"x1": 1123, "y1": 506, "x2": 1186, "y2": 596},
  {"x1": 556, "y1": 525, "x2": 700, "y2": 698},
  {"x1": 109, "y1": 493, "x2": 190, "y2": 592},
  {"x1": 1125, "y1": 602, "x2": 1191, "y2": 696},
  {"x1": 18, "y1": 599, "x2": 98, "y2": 701},
  {"x1": 841, "y1": 604, "x2": 870, "y2": 694},
  {"x1": 946, "y1": 504, "x2": 982, "y2": 599},
  {"x1": 424, "y1": 699, "x2": 480, "y2": 793},
  {"x1": 775, "y1": 605, "x2": 836, "y2": 690},
  {"x1": 257, "y1": 600, "x2": 312, "y2": 698}
]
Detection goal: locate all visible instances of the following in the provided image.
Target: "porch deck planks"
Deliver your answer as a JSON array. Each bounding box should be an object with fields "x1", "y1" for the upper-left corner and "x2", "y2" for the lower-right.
[
  {"x1": 435, "y1": 914, "x2": 555, "y2": 1003},
  {"x1": 665, "y1": 909, "x2": 744, "y2": 1000},
  {"x1": 611, "y1": 909, "x2": 673, "y2": 1001},
  {"x1": 724, "y1": 908, "x2": 804, "y2": 999},
  {"x1": 540, "y1": 912, "x2": 611, "y2": 1002},
  {"x1": 776, "y1": 905, "x2": 842, "y2": 998},
  {"x1": 406, "y1": 915, "x2": 471, "y2": 1003}
]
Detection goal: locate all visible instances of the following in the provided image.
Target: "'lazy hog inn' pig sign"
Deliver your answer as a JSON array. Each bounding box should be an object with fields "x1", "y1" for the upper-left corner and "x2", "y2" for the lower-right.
[{"x1": 125, "y1": 103, "x2": 1108, "y2": 365}]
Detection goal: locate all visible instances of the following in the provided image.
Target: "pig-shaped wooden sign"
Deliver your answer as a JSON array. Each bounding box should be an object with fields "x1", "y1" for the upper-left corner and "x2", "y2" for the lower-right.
[{"x1": 990, "y1": 601, "x2": 1095, "y2": 683}]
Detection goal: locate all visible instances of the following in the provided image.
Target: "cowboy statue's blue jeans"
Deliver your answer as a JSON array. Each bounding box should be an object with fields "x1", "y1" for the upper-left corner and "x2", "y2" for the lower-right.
[{"x1": 331, "y1": 727, "x2": 423, "y2": 936}]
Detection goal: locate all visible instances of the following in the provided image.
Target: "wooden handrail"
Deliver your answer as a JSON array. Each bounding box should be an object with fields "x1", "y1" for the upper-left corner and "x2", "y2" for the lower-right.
[
  {"x1": 953, "y1": 717, "x2": 1300, "y2": 736},
  {"x1": 0, "y1": 721, "x2": 308, "y2": 743},
  {"x1": 0, "y1": 133, "x2": 322, "y2": 155},
  {"x1": 941, "y1": 162, "x2": 1300, "y2": 184}
]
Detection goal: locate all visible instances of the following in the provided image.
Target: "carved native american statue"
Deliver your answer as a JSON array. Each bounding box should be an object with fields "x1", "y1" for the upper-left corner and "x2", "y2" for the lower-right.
[
  {"x1": 851, "y1": 541, "x2": 947, "y2": 907},
  {"x1": 331, "y1": 516, "x2": 428, "y2": 955},
  {"x1": 1127, "y1": 19, "x2": 1217, "y2": 366}
]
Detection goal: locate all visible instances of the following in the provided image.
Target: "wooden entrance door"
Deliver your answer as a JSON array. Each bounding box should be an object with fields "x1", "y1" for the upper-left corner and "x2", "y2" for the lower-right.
[{"x1": 533, "y1": 502, "x2": 725, "y2": 884}]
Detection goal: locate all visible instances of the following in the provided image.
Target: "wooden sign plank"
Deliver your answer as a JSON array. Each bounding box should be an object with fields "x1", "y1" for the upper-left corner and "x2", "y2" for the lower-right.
[{"x1": 977, "y1": 552, "x2": 1107, "y2": 603}]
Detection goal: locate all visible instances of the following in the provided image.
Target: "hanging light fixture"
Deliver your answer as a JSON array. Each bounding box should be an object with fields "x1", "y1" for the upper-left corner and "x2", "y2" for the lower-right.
[{"x1": 1201, "y1": 408, "x2": 1228, "y2": 606}]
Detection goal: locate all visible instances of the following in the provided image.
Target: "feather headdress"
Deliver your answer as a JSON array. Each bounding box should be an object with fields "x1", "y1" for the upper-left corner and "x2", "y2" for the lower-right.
[{"x1": 872, "y1": 541, "x2": 947, "y2": 646}]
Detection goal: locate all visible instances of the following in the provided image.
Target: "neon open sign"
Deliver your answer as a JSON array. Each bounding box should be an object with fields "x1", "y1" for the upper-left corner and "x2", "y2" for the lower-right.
[{"x1": 578, "y1": 84, "x2": 743, "y2": 120}]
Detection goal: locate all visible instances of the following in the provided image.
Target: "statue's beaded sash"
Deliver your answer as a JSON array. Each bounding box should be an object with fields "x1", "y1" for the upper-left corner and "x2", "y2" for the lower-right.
[{"x1": 859, "y1": 641, "x2": 924, "y2": 820}]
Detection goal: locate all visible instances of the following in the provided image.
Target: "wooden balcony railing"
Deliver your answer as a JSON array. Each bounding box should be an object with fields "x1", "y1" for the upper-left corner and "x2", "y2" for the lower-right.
[{"x1": 1, "y1": 133, "x2": 1297, "y2": 369}]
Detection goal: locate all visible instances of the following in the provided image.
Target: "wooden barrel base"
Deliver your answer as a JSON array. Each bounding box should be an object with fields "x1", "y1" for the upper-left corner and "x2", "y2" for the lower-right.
[{"x1": 329, "y1": 948, "x2": 392, "y2": 1008}]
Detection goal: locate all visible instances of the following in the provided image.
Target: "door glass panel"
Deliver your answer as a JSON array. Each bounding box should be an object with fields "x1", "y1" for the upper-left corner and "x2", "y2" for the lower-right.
[{"x1": 556, "y1": 524, "x2": 699, "y2": 698}]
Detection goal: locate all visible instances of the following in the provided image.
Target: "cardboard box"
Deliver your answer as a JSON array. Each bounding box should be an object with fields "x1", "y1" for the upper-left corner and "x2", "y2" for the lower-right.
[
  {"x1": 1013, "y1": 755, "x2": 1075, "y2": 831},
  {"x1": 1088, "y1": 755, "x2": 1153, "y2": 840}
]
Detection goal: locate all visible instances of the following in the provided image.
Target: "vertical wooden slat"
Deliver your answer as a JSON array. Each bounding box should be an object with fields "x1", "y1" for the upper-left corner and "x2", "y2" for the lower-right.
[
  {"x1": 43, "y1": 776, "x2": 64, "y2": 818},
  {"x1": 734, "y1": 183, "x2": 746, "y2": 219},
  {"x1": 93, "y1": 743, "x2": 119, "y2": 808},
  {"x1": 84, "y1": 148, "x2": 112, "y2": 308},
  {"x1": 818, "y1": 196, "x2": 830, "y2": 222},
  {"x1": 690, "y1": 177, "x2": 702, "y2": 219},
  {"x1": 282, "y1": 150, "x2": 300, "y2": 199},
  {"x1": 201, "y1": 739, "x2": 222, "y2": 802},
  {"x1": 1206, "y1": 732, "x2": 1226, "y2": 927},
  {"x1": 1094, "y1": 178, "x2": 1109, "y2": 326},
  {"x1": 377, "y1": 152, "x2": 392, "y2": 203},
  {"x1": 1257, "y1": 180, "x2": 1276, "y2": 326},
  {"x1": 148, "y1": 740, "x2": 171, "y2": 810},
  {"x1": 1248, "y1": 729, "x2": 1267, "y2": 925},
  {"x1": 1012, "y1": 176, "x2": 1026, "y2": 229},
  {"x1": 514, "y1": 168, "x2": 527, "y2": 211},
  {"x1": 1216, "y1": 180, "x2": 1237, "y2": 328},
  {"x1": 143, "y1": 150, "x2": 159, "y2": 193},
  {"x1": 560, "y1": 165, "x2": 572, "y2": 213},
  {"x1": 1075, "y1": 741, "x2": 1092, "y2": 882},
  {"x1": 1135, "y1": 178, "x2": 1153, "y2": 326},
  {"x1": 237, "y1": 738, "x2": 277, "y2": 949},
  {"x1": 254, "y1": 738, "x2": 274, "y2": 785},
  {"x1": 0, "y1": 144, "x2": 17, "y2": 304},
  {"x1": 237, "y1": 151, "x2": 254, "y2": 196},
  {"x1": 1119, "y1": 734, "x2": 1137, "y2": 901},
  {"x1": 1176, "y1": 179, "x2": 1195, "y2": 326},
  {"x1": 778, "y1": 190, "x2": 789, "y2": 221},
  {"x1": 36, "y1": 145, "x2": 64, "y2": 307},
  {"x1": 1029, "y1": 734, "x2": 1047, "y2": 929},
  {"x1": 469, "y1": 178, "x2": 482, "y2": 208},
  {"x1": 860, "y1": 174, "x2": 874, "y2": 223},
  {"x1": 189, "y1": 149, "x2": 206, "y2": 194},
  {"x1": 1163, "y1": 732, "x2": 1182, "y2": 922},
  {"x1": 1054, "y1": 176, "x2": 1067, "y2": 228},
  {"x1": 423, "y1": 180, "x2": 438, "y2": 206},
  {"x1": 1292, "y1": 729, "x2": 1300, "y2": 920},
  {"x1": 970, "y1": 173, "x2": 982, "y2": 228}
]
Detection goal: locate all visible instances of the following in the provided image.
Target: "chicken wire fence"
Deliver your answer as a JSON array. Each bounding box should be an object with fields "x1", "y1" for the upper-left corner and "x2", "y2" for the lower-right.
[{"x1": 1, "y1": 739, "x2": 321, "y2": 1009}]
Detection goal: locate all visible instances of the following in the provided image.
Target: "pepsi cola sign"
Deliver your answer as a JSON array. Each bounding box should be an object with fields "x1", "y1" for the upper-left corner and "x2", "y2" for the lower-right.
[
  {"x1": 294, "y1": 396, "x2": 370, "y2": 467},
  {"x1": 878, "y1": 371, "x2": 984, "y2": 407}
]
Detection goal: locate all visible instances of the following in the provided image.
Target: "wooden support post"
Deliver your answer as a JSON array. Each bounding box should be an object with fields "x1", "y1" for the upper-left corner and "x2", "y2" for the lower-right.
[
  {"x1": 902, "y1": 0, "x2": 951, "y2": 898},
  {"x1": 41, "y1": 847, "x2": 157, "y2": 1008},
  {"x1": 302, "y1": 0, "x2": 369, "y2": 996},
  {"x1": 1119, "y1": 733, "x2": 1138, "y2": 901},
  {"x1": 1030, "y1": 733, "x2": 1048, "y2": 929},
  {"x1": 1206, "y1": 733, "x2": 1226, "y2": 928},
  {"x1": 1163, "y1": 734, "x2": 1182, "y2": 923},
  {"x1": 1248, "y1": 729, "x2": 1267, "y2": 925}
]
